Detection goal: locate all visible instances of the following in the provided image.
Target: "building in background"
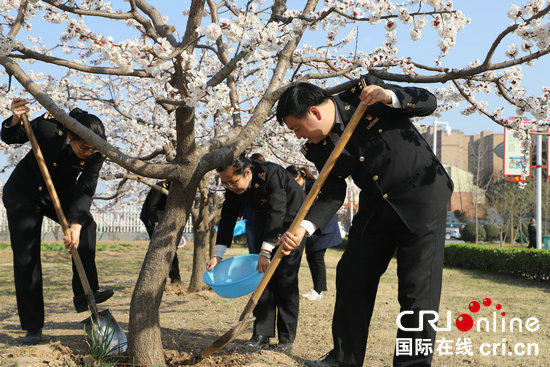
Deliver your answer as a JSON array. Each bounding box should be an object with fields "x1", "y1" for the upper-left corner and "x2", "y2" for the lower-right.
[{"x1": 418, "y1": 125, "x2": 503, "y2": 220}]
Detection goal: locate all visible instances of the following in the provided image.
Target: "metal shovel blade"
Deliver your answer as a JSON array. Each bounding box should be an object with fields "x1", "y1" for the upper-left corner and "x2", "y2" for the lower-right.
[
  {"x1": 200, "y1": 314, "x2": 255, "y2": 358},
  {"x1": 82, "y1": 310, "x2": 127, "y2": 355}
]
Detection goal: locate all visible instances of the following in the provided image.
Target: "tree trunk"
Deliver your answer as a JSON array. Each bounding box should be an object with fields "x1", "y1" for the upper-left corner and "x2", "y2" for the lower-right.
[
  {"x1": 188, "y1": 227, "x2": 209, "y2": 292},
  {"x1": 209, "y1": 223, "x2": 218, "y2": 257},
  {"x1": 188, "y1": 172, "x2": 220, "y2": 292},
  {"x1": 510, "y1": 217, "x2": 515, "y2": 245},
  {"x1": 475, "y1": 205, "x2": 479, "y2": 244},
  {"x1": 128, "y1": 177, "x2": 198, "y2": 365}
]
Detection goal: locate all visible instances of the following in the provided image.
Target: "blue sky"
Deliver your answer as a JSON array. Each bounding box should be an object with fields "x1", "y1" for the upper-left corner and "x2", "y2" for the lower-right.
[
  {"x1": 3, "y1": 1, "x2": 548, "y2": 137},
  {"x1": 0, "y1": 1, "x2": 547, "y2": 195},
  {"x1": 387, "y1": 0, "x2": 548, "y2": 136},
  {"x1": 150, "y1": 1, "x2": 548, "y2": 136}
]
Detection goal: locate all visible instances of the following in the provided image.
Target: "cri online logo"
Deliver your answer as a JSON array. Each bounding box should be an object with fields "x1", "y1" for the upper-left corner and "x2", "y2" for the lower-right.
[
  {"x1": 397, "y1": 298, "x2": 540, "y2": 333},
  {"x1": 457, "y1": 298, "x2": 500, "y2": 332}
]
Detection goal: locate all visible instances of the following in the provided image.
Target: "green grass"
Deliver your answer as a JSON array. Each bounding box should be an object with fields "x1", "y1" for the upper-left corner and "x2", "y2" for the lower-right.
[{"x1": 1, "y1": 242, "x2": 549, "y2": 366}]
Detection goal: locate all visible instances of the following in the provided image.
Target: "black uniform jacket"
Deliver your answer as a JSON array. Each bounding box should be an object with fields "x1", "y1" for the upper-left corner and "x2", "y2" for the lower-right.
[
  {"x1": 216, "y1": 161, "x2": 306, "y2": 252},
  {"x1": 1, "y1": 113, "x2": 105, "y2": 224},
  {"x1": 139, "y1": 180, "x2": 170, "y2": 228},
  {"x1": 302, "y1": 75, "x2": 454, "y2": 234}
]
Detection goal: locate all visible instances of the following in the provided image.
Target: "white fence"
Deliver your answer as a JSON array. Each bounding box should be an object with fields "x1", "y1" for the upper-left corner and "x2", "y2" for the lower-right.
[{"x1": 0, "y1": 205, "x2": 193, "y2": 235}]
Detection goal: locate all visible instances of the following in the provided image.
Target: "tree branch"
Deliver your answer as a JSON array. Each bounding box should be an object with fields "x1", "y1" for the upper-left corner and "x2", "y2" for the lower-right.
[
  {"x1": 96, "y1": 173, "x2": 169, "y2": 200},
  {"x1": 0, "y1": 55, "x2": 180, "y2": 179},
  {"x1": 451, "y1": 79, "x2": 504, "y2": 126},
  {"x1": 273, "y1": 7, "x2": 455, "y2": 25},
  {"x1": 94, "y1": 177, "x2": 128, "y2": 200},
  {"x1": 42, "y1": 0, "x2": 135, "y2": 20},
  {"x1": 197, "y1": 0, "x2": 319, "y2": 173},
  {"x1": 11, "y1": 45, "x2": 152, "y2": 77},
  {"x1": 8, "y1": 0, "x2": 28, "y2": 37},
  {"x1": 134, "y1": 0, "x2": 178, "y2": 45},
  {"x1": 482, "y1": 4, "x2": 550, "y2": 67}
]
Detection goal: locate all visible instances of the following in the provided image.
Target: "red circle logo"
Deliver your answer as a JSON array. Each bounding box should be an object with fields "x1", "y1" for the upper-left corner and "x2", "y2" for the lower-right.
[{"x1": 455, "y1": 314, "x2": 474, "y2": 332}]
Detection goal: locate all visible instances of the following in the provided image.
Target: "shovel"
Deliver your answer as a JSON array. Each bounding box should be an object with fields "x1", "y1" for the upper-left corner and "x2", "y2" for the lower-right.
[
  {"x1": 20, "y1": 114, "x2": 127, "y2": 355},
  {"x1": 200, "y1": 102, "x2": 368, "y2": 358}
]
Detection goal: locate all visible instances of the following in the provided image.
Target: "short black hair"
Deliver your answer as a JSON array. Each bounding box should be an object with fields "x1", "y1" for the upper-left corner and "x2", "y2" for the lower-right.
[
  {"x1": 276, "y1": 82, "x2": 329, "y2": 125},
  {"x1": 69, "y1": 107, "x2": 106, "y2": 141},
  {"x1": 216, "y1": 154, "x2": 253, "y2": 175}
]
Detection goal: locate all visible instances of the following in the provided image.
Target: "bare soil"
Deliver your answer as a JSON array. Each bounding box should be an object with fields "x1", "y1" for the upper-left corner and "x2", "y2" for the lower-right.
[{"x1": 0, "y1": 241, "x2": 549, "y2": 366}]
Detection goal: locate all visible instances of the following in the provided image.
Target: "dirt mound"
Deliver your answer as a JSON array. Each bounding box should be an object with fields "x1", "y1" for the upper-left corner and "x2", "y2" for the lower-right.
[
  {"x1": 165, "y1": 349, "x2": 299, "y2": 366},
  {"x1": 0, "y1": 341, "x2": 93, "y2": 366}
]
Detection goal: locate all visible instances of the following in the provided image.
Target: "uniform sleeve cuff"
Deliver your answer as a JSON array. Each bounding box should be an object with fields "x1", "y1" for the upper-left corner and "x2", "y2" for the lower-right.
[
  {"x1": 261, "y1": 242, "x2": 276, "y2": 252},
  {"x1": 387, "y1": 90, "x2": 401, "y2": 108},
  {"x1": 214, "y1": 244, "x2": 227, "y2": 259},
  {"x1": 300, "y1": 220, "x2": 318, "y2": 237}
]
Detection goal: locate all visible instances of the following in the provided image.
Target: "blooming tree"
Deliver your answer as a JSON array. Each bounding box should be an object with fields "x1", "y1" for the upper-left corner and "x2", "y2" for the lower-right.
[{"x1": 1, "y1": 0, "x2": 550, "y2": 364}]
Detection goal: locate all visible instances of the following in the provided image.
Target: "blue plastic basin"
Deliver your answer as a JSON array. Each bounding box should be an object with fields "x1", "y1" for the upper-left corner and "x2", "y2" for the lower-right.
[{"x1": 203, "y1": 254, "x2": 262, "y2": 298}]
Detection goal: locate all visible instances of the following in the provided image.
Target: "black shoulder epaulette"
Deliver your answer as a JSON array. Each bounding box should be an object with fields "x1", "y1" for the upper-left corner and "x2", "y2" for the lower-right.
[{"x1": 300, "y1": 142, "x2": 310, "y2": 156}]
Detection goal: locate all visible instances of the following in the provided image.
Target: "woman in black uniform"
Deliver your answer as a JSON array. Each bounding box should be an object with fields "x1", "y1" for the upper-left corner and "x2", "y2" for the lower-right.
[{"x1": 2, "y1": 98, "x2": 113, "y2": 345}]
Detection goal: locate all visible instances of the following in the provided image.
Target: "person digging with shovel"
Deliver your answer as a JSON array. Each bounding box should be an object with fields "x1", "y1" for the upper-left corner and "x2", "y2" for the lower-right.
[
  {"x1": 276, "y1": 75, "x2": 454, "y2": 367},
  {"x1": 2, "y1": 98, "x2": 114, "y2": 345},
  {"x1": 206, "y1": 154, "x2": 306, "y2": 354}
]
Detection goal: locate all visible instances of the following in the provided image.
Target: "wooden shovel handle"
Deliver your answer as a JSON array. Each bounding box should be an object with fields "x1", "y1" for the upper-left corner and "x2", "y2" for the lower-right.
[
  {"x1": 20, "y1": 114, "x2": 99, "y2": 317},
  {"x1": 238, "y1": 102, "x2": 368, "y2": 320}
]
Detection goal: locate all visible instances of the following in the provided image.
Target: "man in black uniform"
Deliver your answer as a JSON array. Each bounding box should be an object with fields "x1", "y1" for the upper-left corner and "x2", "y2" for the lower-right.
[
  {"x1": 276, "y1": 75, "x2": 453, "y2": 366},
  {"x1": 139, "y1": 180, "x2": 182, "y2": 283},
  {"x1": 206, "y1": 155, "x2": 306, "y2": 353},
  {"x1": 2, "y1": 98, "x2": 113, "y2": 345}
]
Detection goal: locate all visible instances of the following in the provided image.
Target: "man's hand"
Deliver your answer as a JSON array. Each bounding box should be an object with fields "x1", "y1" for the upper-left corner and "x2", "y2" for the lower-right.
[
  {"x1": 359, "y1": 85, "x2": 392, "y2": 107},
  {"x1": 257, "y1": 254, "x2": 270, "y2": 273},
  {"x1": 9, "y1": 98, "x2": 30, "y2": 126},
  {"x1": 63, "y1": 222, "x2": 82, "y2": 250},
  {"x1": 276, "y1": 226, "x2": 306, "y2": 255},
  {"x1": 206, "y1": 256, "x2": 221, "y2": 271}
]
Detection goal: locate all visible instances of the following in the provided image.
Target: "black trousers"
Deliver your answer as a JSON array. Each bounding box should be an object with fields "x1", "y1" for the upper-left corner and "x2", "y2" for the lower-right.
[
  {"x1": 144, "y1": 224, "x2": 180, "y2": 281},
  {"x1": 306, "y1": 248, "x2": 327, "y2": 293},
  {"x1": 332, "y1": 201, "x2": 446, "y2": 367},
  {"x1": 253, "y1": 239, "x2": 304, "y2": 343},
  {"x1": 5, "y1": 197, "x2": 99, "y2": 331}
]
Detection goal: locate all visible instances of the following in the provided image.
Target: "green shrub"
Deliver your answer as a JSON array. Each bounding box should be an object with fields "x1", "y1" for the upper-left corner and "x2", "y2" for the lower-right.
[
  {"x1": 444, "y1": 243, "x2": 550, "y2": 280},
  {"x1": 96, "y1": 244, "x2": 108, "y2": 251},
  {"x1": 461, "y1": 222, "x2": 486, "y2": 242},
  {"x1": 484, "y1": 223, "x2": 500, "y2": 242}
]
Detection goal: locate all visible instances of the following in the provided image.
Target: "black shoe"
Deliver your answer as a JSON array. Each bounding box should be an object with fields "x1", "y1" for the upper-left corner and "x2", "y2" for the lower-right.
[
  {"x1": 304, "y1": 350, "x2": 341, "y2": 367},
  {"x1": 247, "y1": 335, "x2": 270, "y2": 349},
  {"x1": 23, "y1": 329, "x2": 42, "y2": 345},
  {"x1": 276, "y1": 342, "x2": 293, "y2": 354},
  {"x1": 73, "y1": 289, "x2": 114, "y2": 313}
]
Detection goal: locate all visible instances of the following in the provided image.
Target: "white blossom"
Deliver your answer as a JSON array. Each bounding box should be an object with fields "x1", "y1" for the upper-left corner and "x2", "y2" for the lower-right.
[
  {"x1": 508, "y1": 4, "x2": 522, "y2": 19},
  {"x1": 410, "y1": 28, "x2": 422, "y2": 41},
  {"x1": 505, "y1": 43, "x2": 519, "y2": 58},
  {"x1": 203, "y1": 23, "x2": 222, "y2": 41}
]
